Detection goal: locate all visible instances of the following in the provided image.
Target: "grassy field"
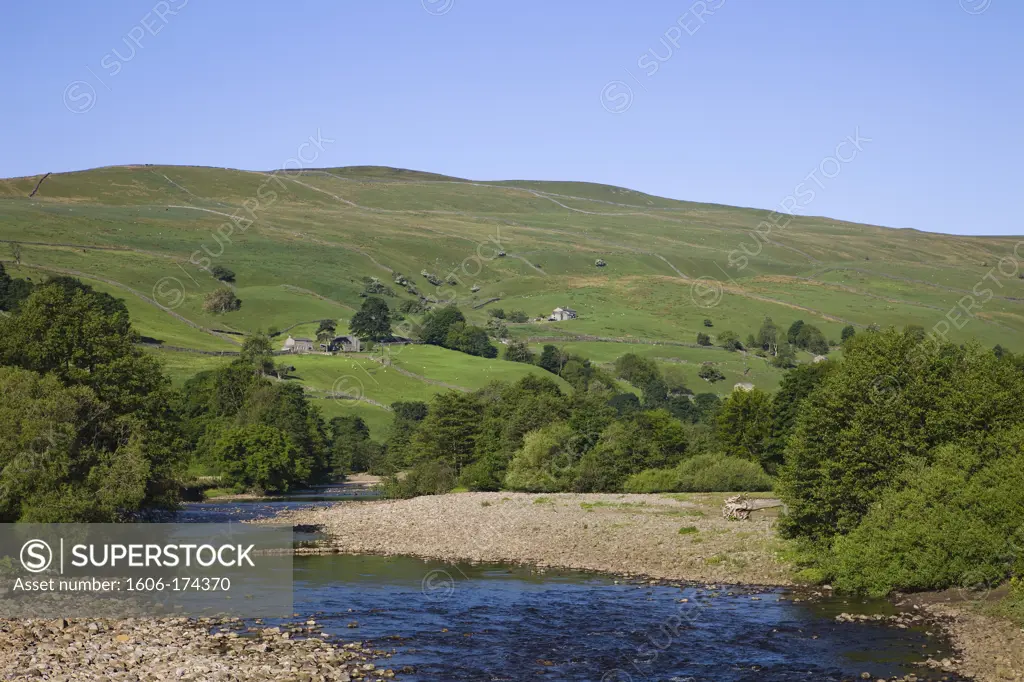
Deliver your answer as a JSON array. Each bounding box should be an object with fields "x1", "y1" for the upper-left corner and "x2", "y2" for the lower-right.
[{"x1": 4, "y1": 164, "x2": 1023, "y2": 435}]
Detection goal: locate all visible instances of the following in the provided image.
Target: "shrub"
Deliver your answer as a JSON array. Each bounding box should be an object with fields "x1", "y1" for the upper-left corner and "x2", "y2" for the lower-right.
[
  {"x1": 675, "y1": 454, "x2": 773, "y2": 492},
  {"x1": 210, "y1": 265, "x2": 235, "y2": 282},
  {"x1": 830, "y1": 433, "x2": 1024, "y2": 597},
  {"x1": 622, "y1": 467, "x2": 680, "y2": 493},
  {"x1": 623, "y1": 454, "x2": 774, "y2": 493},
  {"x1": 696, "y1": 332, "x2": 712, "y2": 346},
  {"x1": 678, "y1": 526, "x2": 699, "y2": 535},
  {"x1": 504, "y1": 423, "x2": 575, "y2": 492},
  {"x1": 993, "y1": 578, "x2": 1024, "y2": 626},
  {"x1": 381, "y1": 461, "x2": 456, "y2": 499},
  {"x1": 507, "y1": 310, "x2": 529, "y2": 323},
  {"x1": 698, "y1": 364, "x2": 725, "y2": 383}
]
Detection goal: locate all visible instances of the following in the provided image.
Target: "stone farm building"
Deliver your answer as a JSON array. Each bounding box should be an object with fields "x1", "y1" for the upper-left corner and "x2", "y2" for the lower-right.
[
  {"x1": 281, "y1": 336, "x2": 315, "y2": 354},
  {"x1": 323, "y1": 335, "x2": 362, "y2": 353},
  {"x1": 549, "y1": 307, "x2": 578, "y2": 322}
]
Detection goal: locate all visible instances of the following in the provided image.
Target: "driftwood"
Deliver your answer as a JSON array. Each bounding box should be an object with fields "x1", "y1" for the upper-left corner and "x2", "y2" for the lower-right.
[{"x1": 722, "y1": 495, "x2": 786, "y2": 520}]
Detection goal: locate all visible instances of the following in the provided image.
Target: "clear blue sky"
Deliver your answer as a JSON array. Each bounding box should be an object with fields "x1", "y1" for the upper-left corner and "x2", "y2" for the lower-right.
[{"x1": 2, "y1": 1, "x2": 1021, "y2": 235}]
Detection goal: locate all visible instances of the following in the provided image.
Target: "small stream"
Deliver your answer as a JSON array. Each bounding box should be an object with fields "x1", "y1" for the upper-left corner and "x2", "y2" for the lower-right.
[{"x1": 179, "y1": 497, "x2": 963, "y2": 682}]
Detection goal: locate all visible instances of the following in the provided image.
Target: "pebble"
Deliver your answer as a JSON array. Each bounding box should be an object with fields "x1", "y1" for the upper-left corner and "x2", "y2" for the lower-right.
[{"x1": 0, "y1": 617, "x2": 395, "y2": 681}]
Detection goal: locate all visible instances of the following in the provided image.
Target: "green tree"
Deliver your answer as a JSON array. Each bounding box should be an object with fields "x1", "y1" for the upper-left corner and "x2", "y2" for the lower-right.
[
  {"x1": 0, "y1": 263, "x2": 32, "y2": 311},
  {"x1": 756, "y1": 317, "x2": 779, "y2": 355},
  {"x1": 349, "y1": 297, "x2": 393, "y2": 341},
  {"x1": 778, "y1": 328, "x2": 1024, "y2": 542},
  {"x1": 213, "y1": 424, "x2": 309, "y2": 494},
  {"x1": 770, "y1": 343, "x2": 797, "y2": 368},
  {"x1": 504, "y1": 339, "x2": 535, "y2": 364},
  {"x1": 410, "y1": 392, "x2": 483, "y2": 475},
  {"x1": 421, "y1": 305, "x2": 465, "y2": 345},
  {"x1": 717, "y1": 330, "x2": 742, "y2": 351},
  {"x1": 328, "y1": 416, "x2": 374, "y2": 476},
  {"x1": 240, "y1": 334, "x2": 276, "y2": 376},
  {"x1": 488, "y1": 308, "x2": 506, "y2": 319},
  {"x1": 0, "y1": 368, "x2": 151, "y2": 522},
  {"x1": 841, "y1": 325, "x2": 856, "y2": 343},
  {"x1": 538, "y1": 345, "x2": 568, "y2": 375},
  {"x1": 577, "y1": 410, "x2": 688, "y2": 491},
  {"x1": 764, "y1": 361, "x2": 833, "y2": 466},
  {"x1": 795, "y1": 324, "x2": 829, "y2": 355},
  {"x1": 831, "y1": 428, "x2": 1024, "y2": 596},
  {"x1": 696, "y1": 332, "x2": 712, "y2": 346},
  {"x1": 445, "y1": 322, "x2": 498, "y2": 358},
  {"x1": 385, "y1": 401, "x2": 429, "y2": 469},
  {"x1": 504, "y1": 422, "x2": 576, "y2": 492},
  {"x1": 787, "y1": 320, "x2": 804, "y2": 345},
  {"x1": 703, "y1": 319, "x2": 713, "y2": 327},
  {"x1": 316, "y1": 319, "x2": 338, "y2": 346},
  {"x1": 204, "y1": 287, "x2": 242, "y2": 313},
  {"x1": 0, "y1": 280, "x2": 185, "y2": 512},
  {"x1": 698, "y1": 364, "x2": 725, "y2": 382},
  {"x1": 210, "y1": 265, "x2": 235, "y2": 282},
  {"x1": 716, "y1": 388, "x2": 774, "y2": 471},
  {"x1": 506, "y1": 310, "x2": 529, "y2": 323}
]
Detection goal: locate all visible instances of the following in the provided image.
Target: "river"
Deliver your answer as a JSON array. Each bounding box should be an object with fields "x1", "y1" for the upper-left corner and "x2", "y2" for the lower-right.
[{"x1": 178, "y1": 498, "x2": 963, "y2": 682}]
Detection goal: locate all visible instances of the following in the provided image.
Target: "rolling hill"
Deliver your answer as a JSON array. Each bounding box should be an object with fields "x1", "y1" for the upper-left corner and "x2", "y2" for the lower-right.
[{"x1": 2, "y1": 164, "x2": 1021, "y2": 436}]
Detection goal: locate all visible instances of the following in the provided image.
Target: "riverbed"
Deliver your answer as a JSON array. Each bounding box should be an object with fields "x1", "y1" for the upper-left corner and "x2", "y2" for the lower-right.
[{"x1": 173, "y1": 498, "x2": 969, "y2": 682}]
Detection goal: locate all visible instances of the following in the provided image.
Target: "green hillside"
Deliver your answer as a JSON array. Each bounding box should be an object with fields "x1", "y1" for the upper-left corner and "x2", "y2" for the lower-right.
[{"x1": 3, "y1": 164, "x2": 1022, "y2": 434}]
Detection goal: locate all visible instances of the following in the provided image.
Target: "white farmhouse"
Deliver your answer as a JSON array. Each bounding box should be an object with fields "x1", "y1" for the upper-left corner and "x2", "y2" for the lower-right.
[{"x1": 549, "y1": 307, "x2": 578, "y2": 322}]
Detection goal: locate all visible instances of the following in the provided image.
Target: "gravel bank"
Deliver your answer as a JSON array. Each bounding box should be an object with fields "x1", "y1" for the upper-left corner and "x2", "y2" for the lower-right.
[
  {"x1": 0, "y1": 617, "x2": 401, "y2": 681},
  {"x1": 268, "y1": 491, "x2": 793, "y2": 586},
  {"x1": 905, "y1": 599, "x2": 1024, "y2": 682}
]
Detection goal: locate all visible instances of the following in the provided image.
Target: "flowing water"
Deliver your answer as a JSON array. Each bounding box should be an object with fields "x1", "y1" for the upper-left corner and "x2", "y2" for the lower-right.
[{"x1": 180, "y1": 498, "x2": 963, "y2": 682}]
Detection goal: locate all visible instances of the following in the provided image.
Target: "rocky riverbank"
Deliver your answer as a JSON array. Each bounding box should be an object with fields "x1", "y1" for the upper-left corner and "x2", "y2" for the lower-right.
[
  {"x1": 900, "y1": 595, "x2": 1024, "y2": 682},
  {"x1": 0, "y1": 617, "x2": 401, "y2": 681},
  {"x1": 266, "y1": 491, "x2": 793, "y2": 586}
]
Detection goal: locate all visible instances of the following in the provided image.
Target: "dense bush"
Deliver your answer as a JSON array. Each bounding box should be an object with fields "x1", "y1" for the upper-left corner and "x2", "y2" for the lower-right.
[
  {"x1": 504, "y1": 423, "x2": 576, "y2": 492},
  {"x1": 623, "y1": 454, "x2": 774, "y2": 493},
  {"x1": 778, "y1": 327, "x2": 1024, "y2": 542},
  {"x1": 621, "y1": 467, "x2": 681, "y2": 493},
  {"x1": 674, "y1": 454, "x2": 774, "y2": 492},
  {"x1": 575, "y1": 410, "x2": 688, "y2": 491},
  {"x1": 698, "y1": 364, "x2": 725, "y2": 383},
  {"x1": 506, "y1": 310, "x2": 529, "y2": 323},
  {"x1": 213, "y1": 424, "x2": 309, "y2": 494},
  {"x1": 830, "y1": 431, "x2": 1024, "y2": 596},
  {"x1": 210, "y1": 265, "x2": 235, "y2": 282},
  {"x1": 445, "y1": 321, "x2": 498, "y2": 358},
  {"x1": 381, "y1": 461, "x2": 456, "y2": 499},
  {"x1": 0, "y1": 368, "x2": 153, "y2": 521}
]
